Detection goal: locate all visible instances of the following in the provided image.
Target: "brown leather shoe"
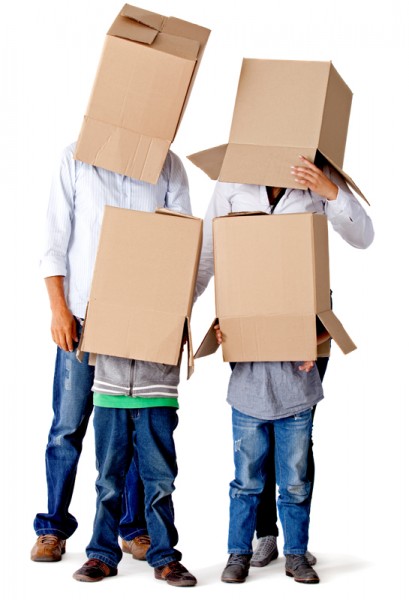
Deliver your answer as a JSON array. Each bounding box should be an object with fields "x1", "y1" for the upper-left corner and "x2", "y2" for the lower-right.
[
  {"x1": 122, "y1": 534, "x2": 151, "y2": 560},
  {"x1": 31, "y1": 535, "x2": 66, "y2": 562},
  {"x1": 73, "y1": 559, "x2": 118, "y2": 582},
  {"x1": 154, "y1": 561, "x2": 197, "y2": 587}
]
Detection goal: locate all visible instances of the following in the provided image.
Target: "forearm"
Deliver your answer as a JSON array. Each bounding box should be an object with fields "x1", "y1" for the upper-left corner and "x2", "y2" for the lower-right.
[
  {"x1": 45, "y1": 276, "x2": 77, "y2": 351},
  {"x1": 45, "y1": 276, "x2": 68, "y2": 311}
]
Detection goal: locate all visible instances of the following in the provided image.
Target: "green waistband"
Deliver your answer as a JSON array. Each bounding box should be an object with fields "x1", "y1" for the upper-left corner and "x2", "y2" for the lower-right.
[{"x1": 93, "y1": 393, "x2": 179, "y2": 409}]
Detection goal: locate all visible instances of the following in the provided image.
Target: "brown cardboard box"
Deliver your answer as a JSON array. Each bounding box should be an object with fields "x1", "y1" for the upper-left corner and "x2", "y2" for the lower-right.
[
  {"x1": 195, "y1": 212, "x2": 356, "y2": 362},
  {"x1": 188, "y1": 59, "x2": 367, "y2": 201},
  {"x1": 75, "y1": 4, "x2": 210, "y2": 184},
  {"x1": 79, "y1": 207, "x2": 203, "y2": 377}
]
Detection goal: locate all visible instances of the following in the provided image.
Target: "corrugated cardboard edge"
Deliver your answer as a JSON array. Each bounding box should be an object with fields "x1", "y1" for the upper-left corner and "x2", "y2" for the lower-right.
[{"x1": 317, "y1": 309, "x2": 357, "y2": 354}]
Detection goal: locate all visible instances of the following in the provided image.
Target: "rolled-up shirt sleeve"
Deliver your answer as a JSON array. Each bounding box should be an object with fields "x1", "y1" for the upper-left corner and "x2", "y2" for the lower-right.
[
  {"x1": 322, "y1": 166, "x2": 375, "y2": 249},
  {"x1": 40, "y1": 146, "x2": 76, "y2": 278}
]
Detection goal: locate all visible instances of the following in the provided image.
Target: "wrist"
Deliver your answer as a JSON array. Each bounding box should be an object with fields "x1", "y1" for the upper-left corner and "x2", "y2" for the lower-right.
[{"x1": 326, "y1": 183, "x2": 339, "y2": 201}]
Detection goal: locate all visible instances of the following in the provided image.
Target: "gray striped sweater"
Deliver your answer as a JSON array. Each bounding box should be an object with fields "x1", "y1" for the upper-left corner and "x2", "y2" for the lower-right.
[{"x1": 92, "y1": 355, "x2": 180, "y2": 398}]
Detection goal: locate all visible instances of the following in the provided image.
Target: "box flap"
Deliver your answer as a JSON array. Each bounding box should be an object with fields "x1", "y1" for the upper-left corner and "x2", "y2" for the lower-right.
[
  {"x1": 185, "y1": 316, "x2": 194, "y2": 379},
  {"x1": 317, "y1": 309, "x2": 356, "y2": 354},
  {"x1": 151, "y1": 32, "x2": 200, "y2": 60},
  {"x1": 108, "y1": 5, "x2": 164, "y2": 44},
  {"x1": 121, "y1": 4, "x2": 165, "y2": 30},
  {"x1": 187, "y1": 144, "x2": 228, "y2": 180},
  {"x1": 155, "y1": 208, "x2": 201, "y2": 220},
  {"x1": 188, "y1": 143, "x2": 316, "y2": 188},
  {"x1": 194, "y1": 318, "x2": 220, "y2": 359},
  {"x1": 318, "y1": 151, "x2": 369, "y2": 204},
  {"x1": 219, "y1": 144, "x2": 315, "y2": 188},
  {"x1": 75, "y1": 118, "x2": 170, "y2": 184}
]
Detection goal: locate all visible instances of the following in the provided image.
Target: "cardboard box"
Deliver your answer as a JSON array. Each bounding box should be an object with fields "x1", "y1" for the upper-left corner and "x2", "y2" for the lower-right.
[
  {"x1": 195, "y1": 212, "x2": 356, "y2": 362},
  {"x1": 79, "y1": 207, "x2": 203, "y2": 377},
  {"x1": 75, "y1": 4, "x2": 210, "y2": 183},
  {"x1": 188, "y1": 59, "x2": 367, "y2": 202}
]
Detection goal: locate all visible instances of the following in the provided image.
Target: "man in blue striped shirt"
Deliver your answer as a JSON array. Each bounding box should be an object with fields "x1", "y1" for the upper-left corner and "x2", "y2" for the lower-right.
[{"x1": 31, "y1": 142, "x2": 191, "y2": 565}]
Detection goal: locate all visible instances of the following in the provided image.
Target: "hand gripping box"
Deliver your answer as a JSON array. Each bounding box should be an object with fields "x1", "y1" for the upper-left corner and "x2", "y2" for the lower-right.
[
  {"x1": 195, "y1": 212, "x2": 356, "y2": 362},
  {"x1": 79, "y1": 207, "x2": 203, "y2": 378},
  {"x1": 75, "y1": 4, "x2": 210, "y2": 183}
]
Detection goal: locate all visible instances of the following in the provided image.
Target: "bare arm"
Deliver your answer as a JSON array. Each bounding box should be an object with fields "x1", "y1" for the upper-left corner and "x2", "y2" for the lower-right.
[{"x1": 45, "y1": 276, "x2": 78, "y2": 352}]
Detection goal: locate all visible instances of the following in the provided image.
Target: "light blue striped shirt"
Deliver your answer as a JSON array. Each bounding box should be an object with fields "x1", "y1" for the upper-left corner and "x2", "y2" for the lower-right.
[{"x1": 40, "y1": 142, "x2": 191, "y2": 319}]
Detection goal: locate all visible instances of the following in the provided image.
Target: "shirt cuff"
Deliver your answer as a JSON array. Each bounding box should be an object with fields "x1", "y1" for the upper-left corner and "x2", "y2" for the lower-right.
[
  {"x1": 325, "y1": 186, "x2": 350, "y2": 219},
  {"x1": 39, "y1": 256, "x2": 67, "y2": 279}
]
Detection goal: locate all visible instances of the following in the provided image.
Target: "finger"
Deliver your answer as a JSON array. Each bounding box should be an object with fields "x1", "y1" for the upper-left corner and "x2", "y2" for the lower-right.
[{"x1": 299, "y1": 156, "x2": 321, "y2": 173}]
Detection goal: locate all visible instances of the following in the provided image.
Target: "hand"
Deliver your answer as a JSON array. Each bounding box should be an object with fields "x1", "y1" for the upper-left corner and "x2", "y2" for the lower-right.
[
  {"x1": 51, "y1": 306, "x2": 78, "y2": 352},
  {"x1": 45, "y1": 276, "x2": 78, "y2": 352},
  {"x1": 298, "y1": 360, "x2": 315, "y2": 373},
  {"x1": 214, "y1": 323, "x2": 223, "y2": 345},
  {"x1": 291, "y1": 156, "x2": 338, "y2": 200}
]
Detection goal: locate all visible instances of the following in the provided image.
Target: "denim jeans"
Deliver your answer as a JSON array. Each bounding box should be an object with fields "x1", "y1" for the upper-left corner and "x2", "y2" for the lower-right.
[
  {"x1": 87, "y1": 406, "x2": 181, "y2": 569},
  {"x1": 34, "y1": 320, "x2": 147, "y2": 539},
  {"x1": 253, "y1": 356, "x2": 329, "y2": 538},
  {"x1": 228, "y1": 407, "x2": 312, "y2": 556}
]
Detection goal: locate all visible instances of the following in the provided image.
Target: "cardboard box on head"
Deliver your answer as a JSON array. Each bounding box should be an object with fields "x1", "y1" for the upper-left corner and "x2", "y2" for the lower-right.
[
  {"x1": 188, "y1": 58, "x2": 367, "y2": 203},
  {"x1": 75, "y1": 4, "x2": 210, "y2": 184},
  {"x1": 195, "y1": 212, "x2": 356, "y2": 363}
]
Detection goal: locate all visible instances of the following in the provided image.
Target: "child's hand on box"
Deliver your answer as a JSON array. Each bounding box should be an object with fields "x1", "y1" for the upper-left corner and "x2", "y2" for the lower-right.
[
  {"x1": 298, "y1": 361, "x2": 315, "y2": 373},
  {"x1": 214, "y1": 323, "x2": 223, "y2": 345}
]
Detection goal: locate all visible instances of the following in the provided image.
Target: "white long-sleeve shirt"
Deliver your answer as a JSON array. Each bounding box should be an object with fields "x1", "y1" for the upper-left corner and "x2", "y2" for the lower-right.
[
  {"x1": 195, "y1": 166, "x2": 374, "y2": 298},
  {"x1": 40, "y1": 142, "x2": 191, "y2": 318}
]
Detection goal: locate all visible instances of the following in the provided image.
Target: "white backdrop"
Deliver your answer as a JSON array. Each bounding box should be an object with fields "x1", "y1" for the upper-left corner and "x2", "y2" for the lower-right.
[{"x1": 1, "y1": 1, "x2": 408, "y2": 598}]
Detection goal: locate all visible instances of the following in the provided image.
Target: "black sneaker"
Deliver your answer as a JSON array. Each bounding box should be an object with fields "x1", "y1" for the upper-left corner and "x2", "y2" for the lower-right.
[
  {"x1": 221, "y1": 554, "x2": 251, "y2": 583},
  {"x1": 73, "y1": 559, "x2": 118, "y2": 582},
  {"x1": 285, "y1": 554, "x2": 320, "y2": 584}
]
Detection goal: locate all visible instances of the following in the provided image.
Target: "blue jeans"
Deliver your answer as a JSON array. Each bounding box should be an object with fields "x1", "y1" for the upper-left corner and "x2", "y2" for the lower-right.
[
  {"x1": 34, "y1": 320, "x2": 147, "y2": 539},
  {"x1": 228, "y1": 407, "x2": 312, "y2": 556},
  {"x1": 87, "y1": 406, "x2": 181, "y2": 569}
]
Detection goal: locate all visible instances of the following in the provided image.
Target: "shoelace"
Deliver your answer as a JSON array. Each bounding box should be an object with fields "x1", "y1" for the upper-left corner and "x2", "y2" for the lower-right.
[
  {"x1": 288, "y1": 555, "x2": 311, "y2": 570},
  {"x1": 227, "y1": 554, "x2": 249, "y2": 565},
  {"x1": 39, "y1": 535, "x2": 60, "y2": 546}
]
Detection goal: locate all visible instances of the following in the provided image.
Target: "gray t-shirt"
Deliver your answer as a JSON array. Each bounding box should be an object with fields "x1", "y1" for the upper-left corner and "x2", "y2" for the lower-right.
[{"x1": 227, "y1": 361, "x2": 324, "y2": 420}]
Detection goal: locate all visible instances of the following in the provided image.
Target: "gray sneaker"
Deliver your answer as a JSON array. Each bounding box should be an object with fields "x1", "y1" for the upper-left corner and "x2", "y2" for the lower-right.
[{"x1": 250, "y1": 536, "x2": 278, "y2": 567}]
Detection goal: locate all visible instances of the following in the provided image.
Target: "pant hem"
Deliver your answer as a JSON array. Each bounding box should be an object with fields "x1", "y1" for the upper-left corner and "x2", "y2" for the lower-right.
[
  {"x1": 119, "y1": 529, "x2": 148, "y2": 541},
  {"x1": 87, "y1": 552, "x2": 118, "y2": 569},
  {"x1": 34, "y1": 528, "x2": 69, "y2": 539}
]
